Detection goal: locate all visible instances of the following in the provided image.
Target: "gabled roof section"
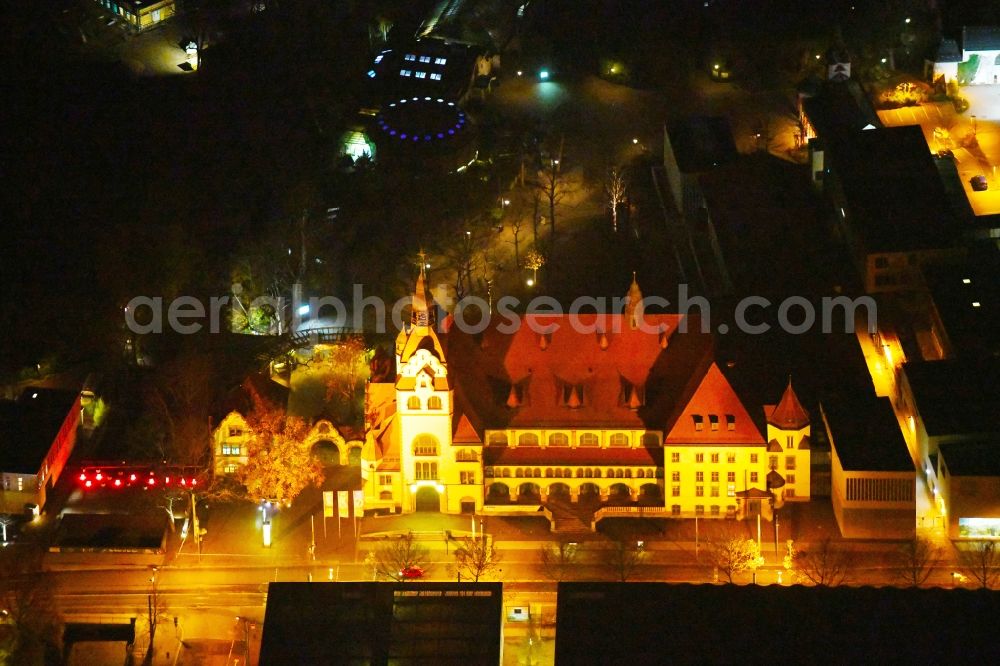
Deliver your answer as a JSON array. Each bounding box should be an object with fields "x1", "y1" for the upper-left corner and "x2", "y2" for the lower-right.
[
  {"x1": 766, "y1": 439, "x2": 783, "y2": 452},
  {"x1": 452, "y1": 412, "x2": 482, "y2": 444},
  {"x1": 665, "y1": 363, "x2": 764, "y2": 445},
  {"x1": 766, "y1": 380, "x2": 810, "y2": 429}
]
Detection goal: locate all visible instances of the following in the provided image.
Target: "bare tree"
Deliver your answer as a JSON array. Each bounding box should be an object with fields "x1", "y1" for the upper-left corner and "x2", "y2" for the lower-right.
[
  {"x1": 793, "y1": 537, "x2": 853, "y2": 586},
  {"x1": 0, "y1": 546, "x2": 61, "y2": 663},
  {"x1": 535, "y1": 161, "x2": 570, "y2": 260},
  {"x1": 374, "y1": 532, "x2": 430, "y2": 581},
  {"x1": 454, "y1": 536, "x2": 502, "y2": 582},
  {"x1": 606, "y1": 167, "x2": 628, "y2": 233},
  {"x1": 142, "y1": 577, "x2": 167, "y2": 665},
  {"x1": 894, "y1": 536, "x2": 941, "y2": 587},
  {"x1": 537, "y1": 540, "x2": 580, "y2": 582},
  {"x1": 600, "y1": 537, "x2": 647, "y2": 582},
  {"x1": 957, "y1": 540, "x2": 1000, "y2": 589},
  {"x1": 708, "y1": 535, "x2": 764, "y2": 583}
]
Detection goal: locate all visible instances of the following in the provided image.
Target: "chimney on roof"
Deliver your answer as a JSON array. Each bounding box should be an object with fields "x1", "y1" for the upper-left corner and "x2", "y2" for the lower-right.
[
  {"x1": 567, "y1": 385, "x2": 582, "y2": 409},
  {"x1": 628, "y1": 385, "x2": 643, "y2": 410},
  {"x1": 506, "y1": 384, "x2": 520, "y2": 408}
]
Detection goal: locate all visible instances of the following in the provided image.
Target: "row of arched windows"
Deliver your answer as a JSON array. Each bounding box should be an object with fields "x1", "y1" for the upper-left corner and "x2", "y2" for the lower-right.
[
  {"x1": 407, "y1": 396, "x2": 443, "y2": 410},
  {"x1": 488, "y1": 467, "x2": 661, "y2": 479},
  {"x1": 495, "y1": 432, "x2": 661, "y2": 447}
]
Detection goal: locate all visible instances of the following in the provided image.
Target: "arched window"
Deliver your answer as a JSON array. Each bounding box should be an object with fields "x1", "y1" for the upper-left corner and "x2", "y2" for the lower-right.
[
  {"x1": 585, "y1": 469, "x2": 593, "y2": 478},
  {"x1": 533, "y1": 468, "x2": 541, "y2": 478},
  {"x1": 548, "y1": 432, "x2": 569, "y2": 447},
  {"x1": 616, "y1": 469, "x2": 625, "y2": 479},
  {"x1": 407, "y1": 396, "x2": 421, "y2": 410},
  {"x1": 579, "y1": 433, "x2": 599, "y2": 447},
  {"x1": 412, "y1": 434, "x2": 438, "y2": 456},
  {"x1": 488, "y1": 432, "x2": 509, "y2": 446},
  {"x1": 637, "y1": 469, "x2": 645, "y2": 479},
  {"x1": 427, "y1": 396, "x2": 442, "y2": 410},
  {"x1": 607, "y1": 468, "x2": 615, "y2": 478},
  {"x1": 554, "y1": 468, "x2": 562, "y2": 478},
  {"x1": 515, "y1": 468, "x2": 523, "y2": 477},
  {"x1": 379, "y1": 490, "x2": 392, "y2": 500},
  {"x1": 545, "y1": 468, "x2": 554, "y2": 478},
  {"x1": 519, "y1": 433, "x2": 539, "y2": 447},
  {"x1": 610, "y1": 433, "x2": 629, "y2": 447},
  {"x1": 502, "y1": 469, "x2": 511, "y2": 478},
  {"x1": 576, "y1": 468, "x2": 584, "y2": 478},
  {"x1": 641, "y1": 433, "x2": 660, "y2": 447},
  {"x1": 594, "y1": 468, "x2": 602, "y2": 478},
  {"x1": 625, "y1": 469, "x2": 632, "y2": 478},
  {"x1": 564, "y1": 468, "x2": 572, "y2": 478}
]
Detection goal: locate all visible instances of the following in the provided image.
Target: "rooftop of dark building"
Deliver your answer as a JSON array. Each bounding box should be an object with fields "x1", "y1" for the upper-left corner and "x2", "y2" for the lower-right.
[
  {"x1": 822, "y1": 394, "x2": 912, "y2": 472},
  {"x1": 0, "y1": 387, "x2": 78, "y2": 474},
  {"x1": 665, "y1": 116, "x2": 738, "y2": 173},
  {"x1": 940, "y1": 439, "x2": 1000, "y2": 476},
  {"x1": 260, "y1": 582, "x2": 503, "y2": 665},
  {"x1": 902, "y1": 356, "x2": 1000, "y2": 437},
  {"x1": 802, "y1": 79, "x2": 881, "y2": 142},
  {"x1": 922, "y1": 249, "x2": 1000, "y2": 357},
  {"x1": 555, "y1": 583, "x2": 1000, "y2": 664},
  {"x1": 831, "y1": 125, "x2": 965, "y2": 253}
]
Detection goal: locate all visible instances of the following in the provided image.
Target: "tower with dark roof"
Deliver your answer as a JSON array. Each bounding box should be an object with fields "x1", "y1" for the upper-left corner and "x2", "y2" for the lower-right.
[{"x1": 763, "y1": 379, "x2": 812, "y2": 504}]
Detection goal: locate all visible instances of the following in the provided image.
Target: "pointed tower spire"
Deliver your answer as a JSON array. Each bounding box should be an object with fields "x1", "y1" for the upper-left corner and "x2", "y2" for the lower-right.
[
  {"x1": 624, "y1": 272, "x2": 644, "y2": 330},
  {"x1": 411, "y1": 249, "x2": 434, "y2": 327},
  {"x1": 767, "y1": 377, "x2": 810, "y2": 429}
]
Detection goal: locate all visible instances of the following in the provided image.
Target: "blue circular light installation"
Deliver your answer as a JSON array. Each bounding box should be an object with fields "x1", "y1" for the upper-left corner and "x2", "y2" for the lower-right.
[{"x1": 376, "y1": 97, "x2": 468, "y2": 144}]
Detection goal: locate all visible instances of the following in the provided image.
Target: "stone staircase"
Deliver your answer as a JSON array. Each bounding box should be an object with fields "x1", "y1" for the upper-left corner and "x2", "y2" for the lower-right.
[{"x1": 545, "y1": 501, "x2": 594, "y2": 534}]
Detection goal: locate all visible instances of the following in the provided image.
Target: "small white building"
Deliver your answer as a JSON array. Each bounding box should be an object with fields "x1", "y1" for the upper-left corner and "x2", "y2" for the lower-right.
[{"x1": 926, "y1": 27, "x2": 1000, "y2": 85}]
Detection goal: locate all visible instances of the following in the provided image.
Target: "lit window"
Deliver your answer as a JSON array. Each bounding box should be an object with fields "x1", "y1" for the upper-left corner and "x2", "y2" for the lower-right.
[
  {"x1": 434, "y1": 57, "x2": 447, "y2": 65},
  {"x1": 726, "y1": 415, "x2": 735, "y2": 431},
  {"x1": 695, "y1": 453, "x2": 704, "y2": 463},
  {"x1": 379, "y1": 474, "x2": 393, "y2": 485},
  {"x1": 579, "y1": 433, "x2": 599, "y2": 447},
  {"x1": 460, "y1": 471, "x2": 475, "y2": 485},
  {"x1": 671, "y1": 452, "x2": 680, "y2": 463},
  {"x1": 693, "y1": 415, "x2": 704, "y2": 431},
  {"x1": 224, "y1": 464, "x2": 238, "y2": 474},
  {"x1": 711, "y1": 453, "x2": 720, "y2": 464},
  {"x1": 962, "y1": 278, "x2": 971, "y2": 284},
  {"x1": 222, "y1": 444, "x2": 241, "y2": 456},
  {"x1": 519, "y1": 433, "x2": 539, "y2": 447},
  {"x1": 415, "y1": 71, "x2": 427, "y2": 79},
  {"x1": 728, "y1": 471, "x2": 736, "y2": 483},
  {"x1": 548, "y1": 433, "x2": 568, "y2": 447},
  {"x1": 786, "y1": 456, "x2": 796, "y2": 470},
  {"x1": 972, "y1": 302, "x2": 981, "y2": 308},
  {"x1": 407, "y1": 396, "x2": 421, "y2": 410},
  {"x1": 419, "y1": 55, "x2": 431, "y2": 63},
  {"x1": 727, "y1": 483, "x2": 736, "y2": 497},
  {"x1": 17, "y1": 477, "x2": 24, "y2": 491},
  {"x1": 610, "y1": 433, "x2": 629, "y2": 447},
  {"x1": 430, "y1": 73, "x2": 442, "y2": 80},
  {"x1": 672, "y1": 471, "x2": 680, "y2": 482},
  {"x1": 404, "y1": 54, "x2": 416, "y2": 61},
  {"x1": 696, "y1": 486, "x2": 704, "y2": 497},
  {"x1": 427, "y1": 396, "x2": 442, "y2": 409},
  {"x1": 750, "y1": 454, "x2": 758, "y2": 464},
  {"x1": 367, "y1": 70, "x2": 377, "y2": 78},
  {"x1": 710, "y1": 486, "x2": 719, "y2": 497},
  {"x1": 374, "y1": 54, "x2": 385, "y2": 64},
  {"x1": 709, "y1": 414, "x2": 719, "y2": 431},
  {"x1": 696, "y1": 472, "x2": 704, "y2": 482},
  {"x1": 400, "y1": 69, "x2": 412, "y2": 77},
  {"x1": 413, "y1": 435, "x2": 439, "y2": 456},
  {"x1": 727, "y1": 452, "x2": 736, "y2": 464},
  {"x1": 711, "y1": 472, "x2": 719, "y2": 483}
]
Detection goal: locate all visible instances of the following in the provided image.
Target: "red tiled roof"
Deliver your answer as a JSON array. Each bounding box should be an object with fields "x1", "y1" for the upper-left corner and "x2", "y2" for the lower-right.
[
  {"x1": 766, "y1": 380, "x2": 810, "y2": 429},
  {"x1": 452, "y1": 412, "x2": 482, "y2": 444},
  {"x1": 665, "y1": 363, "x2": 765, "y2": 445},
  {"x1": 447, "y1": 313, "x2": 715, "y2": 430},
  {"x1": 483, "y1": 446, "x2": 663, "y2": 466}
]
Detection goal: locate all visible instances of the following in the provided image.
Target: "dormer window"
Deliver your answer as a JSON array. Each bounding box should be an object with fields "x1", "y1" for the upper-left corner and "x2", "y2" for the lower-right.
[
  {"x1": 709, "y1": 414, "x2": 719, "y2": 431},
  {"x1": 726, "y1": 414, "x2": 735, "y2": 431},
  {"x1": 693, "y1": 415, "x2": 704, "y2": 431}
]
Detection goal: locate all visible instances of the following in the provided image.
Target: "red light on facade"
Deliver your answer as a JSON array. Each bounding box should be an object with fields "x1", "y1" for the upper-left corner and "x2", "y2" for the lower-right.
[
  {"x1": 190, "y1": 479, "x2": 197, "y2": 486},
  {"x1": 85, "y1": 480, "x2": 92, "y2": 488},
  {"x1": 130, "y1": 474, "x2": 137, "y2": 482},
  {"x1": 147, "y1": 478, "x2": 156, "y2": 486},
  {"x1": 79, "y1": 473, "x2": 86, "y2": 482},
  {"x1": 114, "y1": 479, "x2": 122, "y2": 487},
  {"x1": 165, "y1": 476, "x2": 171, "y2": 484},
  {"x1": 180, "y1": 478, "x2": 187, "y2": 486},
  {"x1": 95, "y1": 472, "x2": 103, "y2": 481}
]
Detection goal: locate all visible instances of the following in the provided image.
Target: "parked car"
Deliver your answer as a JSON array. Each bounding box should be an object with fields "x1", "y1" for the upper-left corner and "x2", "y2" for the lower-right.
[
  {"x1": 970, "y1": 175, "x2": 988, "y2": 192},
  {"x1": 399, "y1": 566, "x2": 424, "y2": 579}
]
